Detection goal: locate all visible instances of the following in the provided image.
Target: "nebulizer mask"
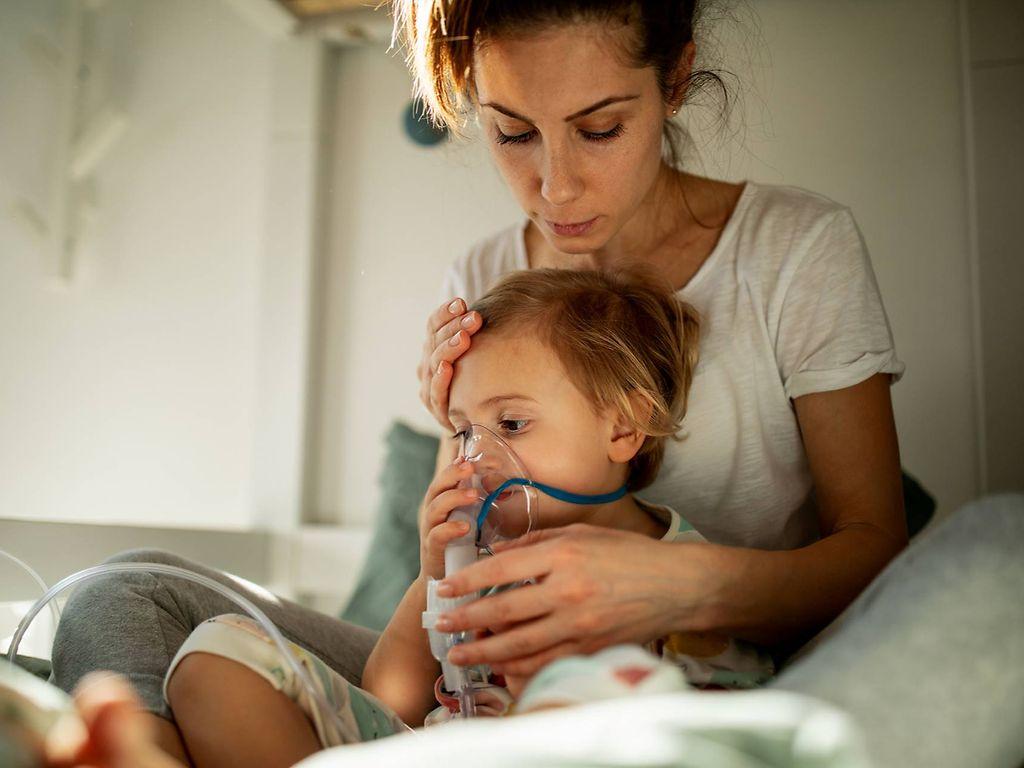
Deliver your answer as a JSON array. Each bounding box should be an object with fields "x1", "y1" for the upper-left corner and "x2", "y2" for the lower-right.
[{"x1": 420, "y1": 424, "x2": 627, "y2": 720}]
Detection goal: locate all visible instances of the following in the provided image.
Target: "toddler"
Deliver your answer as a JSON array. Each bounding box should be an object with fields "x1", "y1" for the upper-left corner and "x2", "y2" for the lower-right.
[{"x1": 161, "y1": 268, "x2": 773, "y2": 763}]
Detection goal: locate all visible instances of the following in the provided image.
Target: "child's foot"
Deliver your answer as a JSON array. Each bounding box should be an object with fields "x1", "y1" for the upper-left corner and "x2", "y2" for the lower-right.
[{"x1": 46, "y1": 673, "x2": 185, "y2": 768}]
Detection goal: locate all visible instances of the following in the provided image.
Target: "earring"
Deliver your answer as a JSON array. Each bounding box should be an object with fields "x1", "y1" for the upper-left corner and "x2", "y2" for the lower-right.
[{"x1": 671, "y1": 107, "x2": 679, "y2": 116}]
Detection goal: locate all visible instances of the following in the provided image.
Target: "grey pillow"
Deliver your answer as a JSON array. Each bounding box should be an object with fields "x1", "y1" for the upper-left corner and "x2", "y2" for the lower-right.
[{"x1": 339, "y1": 421, "x2": 439, "y2": 631}]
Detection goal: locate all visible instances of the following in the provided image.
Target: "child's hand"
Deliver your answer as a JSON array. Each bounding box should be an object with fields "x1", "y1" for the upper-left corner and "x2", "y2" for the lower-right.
[{"x1": 419, "y1": 456, "x2": 477, "y2": 581}]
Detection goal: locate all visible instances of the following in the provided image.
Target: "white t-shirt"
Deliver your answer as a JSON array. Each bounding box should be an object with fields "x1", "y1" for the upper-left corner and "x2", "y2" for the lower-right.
[{"x1": 440, "y1": 182, "x2": 904, "y2": 551}]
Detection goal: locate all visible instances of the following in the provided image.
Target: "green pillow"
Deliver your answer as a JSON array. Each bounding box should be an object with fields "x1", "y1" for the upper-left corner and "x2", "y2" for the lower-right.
[{"x1": 340, "y1": 421, "x2": 439, "y2": 631}]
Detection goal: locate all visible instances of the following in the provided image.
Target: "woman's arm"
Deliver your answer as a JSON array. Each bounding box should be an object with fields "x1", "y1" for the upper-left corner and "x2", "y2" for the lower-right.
[
  {"x1": 697, "y1": 373, "x2": 907, "y2": 646},
  {"x1": 432, "y1": 374, "x2": 907, "y2": 674}
]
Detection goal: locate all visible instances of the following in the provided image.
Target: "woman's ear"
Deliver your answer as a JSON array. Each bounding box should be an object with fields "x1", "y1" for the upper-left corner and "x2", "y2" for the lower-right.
[
  {"x1": 667, "y1": 41, "x2": 697, "y2": 114},
  {"x1": 606, "y1": 393, "x2": 653, "y2": 464}
]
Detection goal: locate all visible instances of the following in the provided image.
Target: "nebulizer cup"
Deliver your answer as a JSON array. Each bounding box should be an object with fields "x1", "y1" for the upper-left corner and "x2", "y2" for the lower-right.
[{"x1": 421, "y1": 424, "x2": 538, "y2": 719}]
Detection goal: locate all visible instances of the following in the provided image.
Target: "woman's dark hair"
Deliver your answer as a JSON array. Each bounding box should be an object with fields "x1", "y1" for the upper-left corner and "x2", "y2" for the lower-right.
[{"x1": 392, "y1": 0, "x2": 730, "y2": 170}]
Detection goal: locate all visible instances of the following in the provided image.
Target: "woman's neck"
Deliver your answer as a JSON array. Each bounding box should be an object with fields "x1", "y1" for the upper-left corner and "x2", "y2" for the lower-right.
[{"x1": 526, "y1": 167, "x2": 744, "y2": 290}]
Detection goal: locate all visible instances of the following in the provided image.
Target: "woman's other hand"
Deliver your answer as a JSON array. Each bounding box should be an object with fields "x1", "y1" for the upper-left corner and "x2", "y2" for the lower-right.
[
  {"x1": 431, "y1": 524, "x2": 707, "y2": 678},
  {"x1": 418, "y1": 298, "x2": 482, "y2": 430}
]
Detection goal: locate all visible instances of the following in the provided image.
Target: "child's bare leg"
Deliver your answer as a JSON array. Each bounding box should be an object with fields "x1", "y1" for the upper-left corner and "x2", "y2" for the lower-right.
[{"x1": 166, "y1": 652, "x2": 320, "y2": 768}]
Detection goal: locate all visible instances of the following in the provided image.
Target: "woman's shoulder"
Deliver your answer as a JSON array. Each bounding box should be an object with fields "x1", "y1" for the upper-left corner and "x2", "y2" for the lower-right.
[
  {"x1": 728, "y1": 182, "x2": 864, "y2": 278},
  {"x1": 441, "y1": 222, "x2": 527, "y2": 305},
  {"x1": 740, "y1": 181, "x2": 851, "y2": 238}
]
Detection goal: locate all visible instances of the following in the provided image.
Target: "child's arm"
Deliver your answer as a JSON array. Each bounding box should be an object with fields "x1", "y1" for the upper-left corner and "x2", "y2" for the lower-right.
[{"x1": 361, "y1": 456, "x2": 476, "y2": 726}]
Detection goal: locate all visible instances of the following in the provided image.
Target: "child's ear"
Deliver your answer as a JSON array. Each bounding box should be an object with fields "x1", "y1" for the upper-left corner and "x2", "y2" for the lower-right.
[{"x1": 607, "y1": 393, "x2": 652, "y2": 464}]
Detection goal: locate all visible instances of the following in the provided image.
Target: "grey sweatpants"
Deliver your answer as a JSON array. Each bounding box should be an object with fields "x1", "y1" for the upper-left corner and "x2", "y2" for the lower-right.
[
  {"x1": 50, "y1": 550, "x2": 380, "y2": 720},
  {"x1": 51, "y1": 495, "x2": 1024, "y2": 768}
]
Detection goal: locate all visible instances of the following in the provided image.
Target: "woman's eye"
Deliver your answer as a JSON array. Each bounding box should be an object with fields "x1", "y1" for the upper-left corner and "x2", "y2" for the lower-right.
[
  {"x1": 495, "y1": 128, "x2": 536, "y2": 146},
  {"x1": 498, "y1": 418, "x2": 529, "y2": 435},
  {"x1": 495, "y1": 123, "x2": 624, "y2": 146},
  {"x1": 580, "y1": 123, "x2": 625, "y2": 142}
]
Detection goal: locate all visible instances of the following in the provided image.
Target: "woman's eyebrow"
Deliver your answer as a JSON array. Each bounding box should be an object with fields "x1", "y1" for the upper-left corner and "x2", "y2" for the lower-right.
[
  {"x1": 480, "y1": 95, "x2": 640, "y2": 124},
  {"x1": 563, "y1": 95, "x2": 639, "y2": 121}
]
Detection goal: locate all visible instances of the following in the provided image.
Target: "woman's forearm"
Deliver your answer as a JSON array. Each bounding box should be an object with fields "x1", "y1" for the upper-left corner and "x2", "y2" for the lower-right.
[
  {"x1": 677, "y1": 524, "x2": 906, "y2": 648},
  {"x1": 361, "y1": 577, "x2": 440, "y2": 726}
]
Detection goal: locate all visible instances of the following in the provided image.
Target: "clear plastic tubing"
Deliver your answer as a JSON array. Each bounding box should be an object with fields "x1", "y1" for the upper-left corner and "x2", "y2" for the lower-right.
[
  {"x1": 4, "y1": 562, "x2": 345, "y2": 736},
  {"x1": 0, "y1": 548, "x2": 62, "y2": 628}
]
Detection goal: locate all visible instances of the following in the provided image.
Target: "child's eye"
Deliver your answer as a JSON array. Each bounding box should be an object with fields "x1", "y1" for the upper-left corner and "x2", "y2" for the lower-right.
[{"x1": 498, "y1": 418, "x2": 529, "y2": 435}]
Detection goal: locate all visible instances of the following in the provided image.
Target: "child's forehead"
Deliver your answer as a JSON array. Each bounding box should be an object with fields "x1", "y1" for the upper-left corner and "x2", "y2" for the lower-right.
[
  {"x1": 476, "y1": 327, "x2": 569, "y2": 370},
  {"x1": 450, "y1": 329, "x2": 572, "y2": 407}
]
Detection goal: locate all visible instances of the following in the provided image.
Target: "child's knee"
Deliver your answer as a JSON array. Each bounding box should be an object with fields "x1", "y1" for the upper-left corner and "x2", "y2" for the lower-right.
[
  {"x1": 165, "y1": 613, "x2": 263, "y2": 712},
  {"x1": 166, "y1": 651, "x2": 230, "y2": 711}
]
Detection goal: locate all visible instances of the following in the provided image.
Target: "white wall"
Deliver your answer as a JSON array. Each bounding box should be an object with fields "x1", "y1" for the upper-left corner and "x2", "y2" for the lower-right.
[
  {"x1": 0, "y1": 0, "x2": 274, "y2": 528},
  {"x1": 310, "y1": 49, "x2": 521, "y2": 525},
  {"x1": 689, "y1": 0, "x2": 981, "y2": 514},
  {"x1": 318, "y1": 0, "x2": 984, "y2": 524},
  {"x1": 966, "y1": 0, "x2": 1024, "y2": 493},
  {"x1": 0, "y1": 0, "x2": 999, "y2": 538}
]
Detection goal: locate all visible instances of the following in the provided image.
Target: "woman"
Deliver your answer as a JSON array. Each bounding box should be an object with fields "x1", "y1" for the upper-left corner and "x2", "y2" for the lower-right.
[
  {"x1": 50, "y1": 2, "x2": 1023, "y2": 768},
  {"x1": 410, "y1": 0, "x2": 905, "y2": 671}
]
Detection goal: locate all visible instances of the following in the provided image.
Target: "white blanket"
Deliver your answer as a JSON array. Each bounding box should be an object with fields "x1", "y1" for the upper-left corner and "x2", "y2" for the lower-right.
[{"x1": 296, "y1": 689, "x2": 869, "y2": 768}]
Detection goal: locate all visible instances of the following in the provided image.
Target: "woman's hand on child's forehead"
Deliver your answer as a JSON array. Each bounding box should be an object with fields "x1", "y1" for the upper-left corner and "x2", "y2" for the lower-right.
[{"x1": 419, "y1": 297, "x2": 482, "y2": 430}]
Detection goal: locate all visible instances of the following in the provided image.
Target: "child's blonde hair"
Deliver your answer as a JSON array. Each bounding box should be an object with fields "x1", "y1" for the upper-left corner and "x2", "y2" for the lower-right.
[{"x1": 471, "y1": 268, "x2": 700, "y2": 491}]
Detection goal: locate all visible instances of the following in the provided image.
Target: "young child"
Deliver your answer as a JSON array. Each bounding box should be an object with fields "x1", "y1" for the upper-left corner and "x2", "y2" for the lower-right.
[
  {"x1": 411, "y1": 267, "x2": 774, "y2": 707},
  {"x1": 156, "y1": 267, "x2": 772, "y2": 764}
]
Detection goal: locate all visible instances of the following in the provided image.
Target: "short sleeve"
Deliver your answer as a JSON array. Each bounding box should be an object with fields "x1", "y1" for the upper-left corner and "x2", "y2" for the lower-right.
[
  {"x1": 436, "y1": 223, "x2": 526, "y2": 307},
  {"x1": 775, "y1": 208, "x2": 905, "y2": 400}
]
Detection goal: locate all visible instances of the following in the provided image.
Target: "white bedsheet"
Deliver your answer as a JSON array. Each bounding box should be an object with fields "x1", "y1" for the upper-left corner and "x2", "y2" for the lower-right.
[{"x1": 296, "y1": 689, "x2": 869, "y2": 768}]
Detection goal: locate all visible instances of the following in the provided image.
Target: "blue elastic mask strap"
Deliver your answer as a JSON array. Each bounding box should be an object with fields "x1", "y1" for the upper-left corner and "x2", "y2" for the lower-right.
[{"x1": 476, "y1": 478, "x2": 629, "y2": 530}]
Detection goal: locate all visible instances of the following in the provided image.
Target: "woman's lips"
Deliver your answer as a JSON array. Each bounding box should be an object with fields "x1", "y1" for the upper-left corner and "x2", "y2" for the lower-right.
[{"x1": 546, "y1": 216, "x2": 598, "y2": 237}]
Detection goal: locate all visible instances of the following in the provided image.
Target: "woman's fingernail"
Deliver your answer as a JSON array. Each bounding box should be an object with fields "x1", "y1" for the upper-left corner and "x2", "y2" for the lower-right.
[
  {"x1": 448, "y1": 299, "x2": 462, "y2": 314},
  {"x1": 460, "y1": 313, "x2": 476, "y2": 328},
  {"x1": 435, "y1": 616, "x2": 452, "y2": 631},
  {"x1": 437, "y1": 582, "x2": 454, "y2": 597},
  {"x1": 448, "y1": 331, "x2": 462, "y2": 346},
  {"x1": 436, "y1": 361, "x2": 446, "y2": 376},
  {"x1": 464, "y1": 488, "x2": 477, "y2": 498},
  {"x1": 448, "y1": 649, "x2": 466, "y2": 664}
]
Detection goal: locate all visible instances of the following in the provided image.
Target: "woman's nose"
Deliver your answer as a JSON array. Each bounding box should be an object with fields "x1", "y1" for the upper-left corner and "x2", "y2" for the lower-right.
[{"x1": 540, "y1": 146, "x2": 584, "y2": 208}]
